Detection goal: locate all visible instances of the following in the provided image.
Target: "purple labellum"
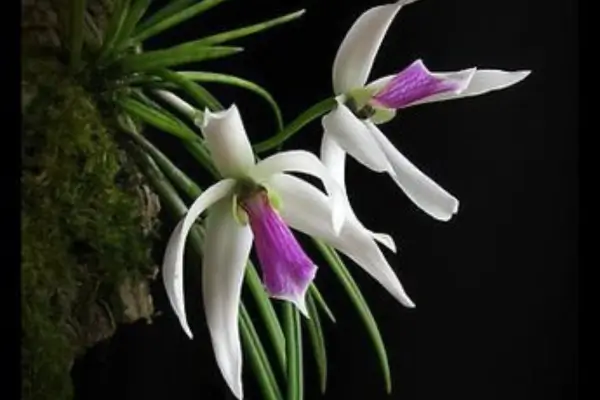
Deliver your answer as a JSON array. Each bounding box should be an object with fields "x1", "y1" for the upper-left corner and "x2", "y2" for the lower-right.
[
  {"x1": 242, "y1": 191, "x2": 316, "y2": 313},
  {"x1": 372, "y1": 59, "x2": 460, "y2": 109}
]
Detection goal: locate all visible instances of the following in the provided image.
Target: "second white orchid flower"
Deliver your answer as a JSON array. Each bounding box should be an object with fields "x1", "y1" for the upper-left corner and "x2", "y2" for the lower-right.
[
  {"x1": 162, "y1": 104, "x2": 414, "y2": 399},
  {"x1": 322, "y1": 0, "x2": 531, "y2": 221}
]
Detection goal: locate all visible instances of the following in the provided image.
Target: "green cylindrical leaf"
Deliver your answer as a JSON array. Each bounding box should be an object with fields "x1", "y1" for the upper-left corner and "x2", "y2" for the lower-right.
[
  {"x1": 134, "y1": 0, "x2": 228, "y2": 42},
  {"x1": 305, "y1": 293, "x2": 328, "y2": 393},
  {"x1": 135, "y1": 0, "x2": 197, "y2": 33},
  {"x1": 308, "y1": 284, "x2": 336, "y2": 323},
  {"x1": 153, "y1": 69, "x2": 223, "y2": 111},
  {"x1": 240, "y1": 304, "x2": 284, "y2": 400},
  {"x1": 312, "y1": 239, "x2": 392, "y2": 393},
  {"x1": 245, "y1": 264, "x2": 287, "y2": 375},
  {"x1": 113, "y1": 0, "x2": 153, "y2": 50},
  {"x1": 121, "y1": 118, "x2": 201, "y2": 197},
  {"x1": 284, "y1": 304, "x2": 303, "y2": 400},
  {"x1": 97, "y1": 0, "x2": 131, "y2": 62},
  {"x1": 190, "y1": 9, "x2": 306, "y2": 47},
  {"x1": 118, "y1": 97, "x2": 197, "y2": 140},
  {"x1": 126, "y1": 141, "x2": 205, "y2": 257},
  {"x1": 179, "y1": 71, "x2": 283, "y2": 130},
  {"x1": 122, "y1": 100, "x2": 216, "y2": 176},
  {"x1": 183, "y1": 140, "x2": 220, "y2": 178},
  {"x1": 120, "y1": 44, "x2": 243, "y2": 72}
]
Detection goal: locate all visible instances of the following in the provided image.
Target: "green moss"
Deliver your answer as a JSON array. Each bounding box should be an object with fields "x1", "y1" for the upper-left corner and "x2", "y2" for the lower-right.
[{"x1": 22, "y1": 57, "x2": 158, "y2": 400}]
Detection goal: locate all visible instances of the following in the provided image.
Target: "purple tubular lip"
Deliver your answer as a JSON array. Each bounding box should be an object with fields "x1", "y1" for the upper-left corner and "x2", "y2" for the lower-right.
[
  {"x1": 372, "y1": 59, "x2": 460, "y2": 109},
  {"x1": 242, "y1": 191, "x2": 316, "y2": 304}
]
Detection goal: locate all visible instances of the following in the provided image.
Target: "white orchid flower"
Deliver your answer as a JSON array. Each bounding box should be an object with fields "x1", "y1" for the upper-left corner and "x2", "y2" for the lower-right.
[
  {"x1": 322, "y1": 0, "x2": 531, "y2": 221},
  {"x1": 162, "y1": 104, "x2": 414, "y2": 399}
]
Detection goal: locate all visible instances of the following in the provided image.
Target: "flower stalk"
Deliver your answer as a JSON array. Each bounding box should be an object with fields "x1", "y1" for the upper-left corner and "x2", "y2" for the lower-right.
[{"x1": 254, "y1": 97, "x2": 337, "y2": 153}]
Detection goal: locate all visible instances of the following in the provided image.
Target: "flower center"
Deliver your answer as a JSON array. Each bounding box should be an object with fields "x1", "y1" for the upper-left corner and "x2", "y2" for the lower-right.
[
  {"x1": 346, "y1": 96, "x2": 377, "y2": 120},
  {"x1": 344, "y1": 87, "x2": 378, "y2": 120},
  {"x1": 233, "y1": 179, "x2": 282, "y2": 225},
  {"x1": 344, "y1": 92, "x2": 396, "y2": 125}
]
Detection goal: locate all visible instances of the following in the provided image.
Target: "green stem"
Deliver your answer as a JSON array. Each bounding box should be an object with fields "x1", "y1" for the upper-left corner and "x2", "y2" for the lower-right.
[{"x1": 253, "y1": 97, "x2": 336, "y2": 153}]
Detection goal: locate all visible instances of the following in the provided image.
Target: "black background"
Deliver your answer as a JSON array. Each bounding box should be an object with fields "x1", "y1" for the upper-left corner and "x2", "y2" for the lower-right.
[{"x1": 71, "y1": 0, "x2": 578, "y2": 399}]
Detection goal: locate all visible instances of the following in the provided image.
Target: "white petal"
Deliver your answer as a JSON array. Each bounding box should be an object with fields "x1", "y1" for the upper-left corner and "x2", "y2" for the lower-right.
[
  {"x1": 269, "y1": 173, "x2": 414, "y2": 308},
  {"x1": 366, "y1": 121, "x2": 459, "y2": 221},
  {"x1": 411, "y1": 69, "x2": 531, "y2": 105},
  {"x1": 250, "y1": 150, "x2": 346, "y2": 234},
  {"x1": 368, "y1": 68, "x2": 531, "y2": 107},
  {"x1": 320, "y1": 129, "x2": 396, "y2": 253},
  {"x1": 201, "y1": 104, "x2": 255, "y2": 178},
  {"x1": 161, "y1": 178, "x2": 236, "y2": 339},
  {"x1": 350, "y1": 213, "x2": 397, "y2": 253},
  {"x1": 202, "y1": 198, "x2": 253, "y2": 400},
  {"x1": 332, "y1": 0, "x2": 420, "y2": 93},
  {"x1": 320, "y1": 130, "x2": 347, "y2": 192},
  {"x1": 322, "y1": 99, "x2": 392, "y2": 173},
  {"x1": 369, "y1": 232, "x2": 397, "y2": 253}
]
